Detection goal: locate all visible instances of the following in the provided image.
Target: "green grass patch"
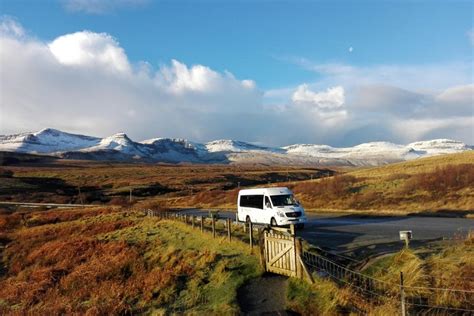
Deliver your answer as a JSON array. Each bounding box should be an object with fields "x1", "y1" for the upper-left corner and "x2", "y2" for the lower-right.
[
  {"x1": 100, "y1": 219, "x2": 263, "y2": 313},
  {"x1": 287, "y1": 276, "x2": 350, "y2": 315}
]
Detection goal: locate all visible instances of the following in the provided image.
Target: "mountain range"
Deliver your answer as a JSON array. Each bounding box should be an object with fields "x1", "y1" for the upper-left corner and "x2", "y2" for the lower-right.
[{"x1": 0, "y1": 128, "x2": 471, "y2": 166}]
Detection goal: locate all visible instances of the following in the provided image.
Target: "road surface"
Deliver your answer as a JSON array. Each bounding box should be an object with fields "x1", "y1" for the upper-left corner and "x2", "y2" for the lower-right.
[{"x1": 179, "y1": 209, "x2": 473, "y2": 257}]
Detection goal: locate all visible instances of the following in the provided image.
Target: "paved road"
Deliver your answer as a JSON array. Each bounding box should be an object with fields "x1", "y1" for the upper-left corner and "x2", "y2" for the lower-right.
[{"x1": 179, "y1": 209, "x2": 473, "y2": 257}]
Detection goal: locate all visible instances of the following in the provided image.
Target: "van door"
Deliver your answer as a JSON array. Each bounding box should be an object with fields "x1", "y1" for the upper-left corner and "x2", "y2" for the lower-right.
[{"x1": 263, "y1": 195, "x2": 273, "y2": 224}]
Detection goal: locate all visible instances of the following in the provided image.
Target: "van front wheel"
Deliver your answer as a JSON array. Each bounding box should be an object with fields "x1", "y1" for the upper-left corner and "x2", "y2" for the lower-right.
[{"x1": 270, "y1": 218, "x2": 278, "y2": 227}]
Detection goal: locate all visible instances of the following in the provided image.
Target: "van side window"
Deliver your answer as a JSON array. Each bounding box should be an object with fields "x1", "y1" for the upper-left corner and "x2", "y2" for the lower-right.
[
  {"x1": 240, "y1": 195, "x2": 263, "y2": 209},
  {"x1": 265, "y1": 196, "x2": 271, "y2": 208}
]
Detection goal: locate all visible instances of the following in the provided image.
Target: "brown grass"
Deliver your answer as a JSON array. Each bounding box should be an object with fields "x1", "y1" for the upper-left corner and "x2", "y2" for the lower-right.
[
  {"x1": 403, "y1": 164, "x2": 474, "y2": 196},
  {"x1": 0, "y1": 207, "x2": 261, "y2": 314}
]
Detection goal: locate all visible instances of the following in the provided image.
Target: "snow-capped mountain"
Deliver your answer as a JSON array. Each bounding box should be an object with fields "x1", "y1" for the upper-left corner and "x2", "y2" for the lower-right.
[
  {"x1": 0, "y1": 128, "x2": 471, "y2": 166},
  {"x1": 0, "y1": 128, "x2": 101, "y2": 153}
]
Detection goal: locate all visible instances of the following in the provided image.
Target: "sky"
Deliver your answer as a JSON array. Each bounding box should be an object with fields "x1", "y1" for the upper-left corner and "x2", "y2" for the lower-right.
[{"x1": 0, "y1": 0, "x2": 473, "y2": 146}]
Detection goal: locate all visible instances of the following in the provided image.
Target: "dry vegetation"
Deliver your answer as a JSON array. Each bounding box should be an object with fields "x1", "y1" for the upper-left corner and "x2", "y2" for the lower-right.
[
  {"x1": 0, "y1": 207, "x2": 262, "y2": 314},
  {"x1": 363, "y1": 232, "x2": 474, "y2": 310},
  {"x1": 289, "y1": 151, "x2": 474, "y2": 213},
  {"x1": 0, "y1": 159, "x2": 330, "y2": 206},
  {"x1": 288, "y1": 233, "x2": 474, "y2": 315},
  {"x1": 1, "y1": 151, "x2": 473, "y2": 215}
]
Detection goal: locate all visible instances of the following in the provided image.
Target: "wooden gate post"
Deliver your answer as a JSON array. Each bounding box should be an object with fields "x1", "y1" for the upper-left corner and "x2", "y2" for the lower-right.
[
  {"x1": 295, "y1": 237, "x2": 303, "y2": 279},
  {"x1": 227, "y1": 218, "x2": 231, "y2": 241},
  {"x1": 200, "y1": 216, "x2": 204, "y2": 232},
  {"x1": 258, "y1": 228, "x2": 265, "y2": 268},
  {"x1": 192, "y1": 215, "x2": 195, "y2": 228},
  {"x1": 262, "y1": 230, "x2": 268, "y2": 271},
  {"x1": 212, "y1": 216, "x2": 216, "y2": 238},
  {"x1": 249, "y1": 221, "x2": 253, "y2": 249}
]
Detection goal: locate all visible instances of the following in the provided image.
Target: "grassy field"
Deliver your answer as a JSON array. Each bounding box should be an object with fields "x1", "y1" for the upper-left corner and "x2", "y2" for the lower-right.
[
  {"x1": 287, "y1": 232, "x2": 474, "y2": 315},
  {"x1": 0, "y1": 206, "x2": 262, "y2": 314},
  {"x1": 0, "y1": 157, "x2": 332, "y2": 206},
  {"x1": 1, "y1": 151, "x2": 473, "y2": 214},
  {"x1": 289, "y1": 151, "x2": 474, "y2": 213},
  {"x1": 164, "y1": 151, "x2": 474, "y2": 214}
]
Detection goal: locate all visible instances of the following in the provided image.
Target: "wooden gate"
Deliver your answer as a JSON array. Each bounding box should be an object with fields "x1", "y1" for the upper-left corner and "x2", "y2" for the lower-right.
[{"x1": 264, "y1": 230, "x2": 297, "y2": 277}]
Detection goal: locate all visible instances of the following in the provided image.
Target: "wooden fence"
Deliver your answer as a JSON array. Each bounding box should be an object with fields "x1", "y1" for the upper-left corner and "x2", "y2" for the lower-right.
[
  {"x1": 145, "y1": 209, "x2": 313, "y2": 282},
  {"x1": 144, "y1": 209, "x2": 474, "y2": 315}
]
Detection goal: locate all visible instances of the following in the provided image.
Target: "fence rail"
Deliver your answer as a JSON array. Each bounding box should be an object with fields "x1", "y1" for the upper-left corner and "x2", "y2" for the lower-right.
[{"x1": 302, "y1": 250, "x2": 474, "y2": 315}]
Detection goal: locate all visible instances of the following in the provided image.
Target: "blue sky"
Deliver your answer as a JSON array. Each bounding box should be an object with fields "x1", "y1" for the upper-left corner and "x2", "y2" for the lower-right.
[
  {"x1": 3, "y1": 0, "x2": 472, "y2": 88},
  {"x1": 0, "y1": 0, "x2": 473, "y2": 146}
]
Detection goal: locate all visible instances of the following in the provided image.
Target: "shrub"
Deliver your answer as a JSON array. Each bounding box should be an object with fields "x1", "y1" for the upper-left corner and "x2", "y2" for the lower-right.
[
  {"x1": 403, "y1": 164, "x2": 474, "y2": 196},
  {"x1": 295, "y1": 174, "x2": 358, "y2": 198}
]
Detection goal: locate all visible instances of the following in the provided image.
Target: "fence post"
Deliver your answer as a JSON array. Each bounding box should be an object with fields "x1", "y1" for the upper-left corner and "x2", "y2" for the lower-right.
[
  {"x1": 290, "y1": 224, "x2": 295, "y2": 236},
  {"x1": 295, "y1": 237, "x2": 303, "y2": 279},
  {"x1": 212, "y1": 216, "x2": 216, "y2": 238},
  {"x1": 200, "y1": 216, "x2": 204, "y2": 232},
  {"x1": 249, "y1": 221, "x2": 253, "y2": 249},
  {"x1": 227, "y1": 218, "x2": 231, "y2": 241},
  {"x1": 192, "y1": 215, "x2": 195, "y2": 229},
  {"x1": 400, "y1": 271, "x2": 406, "y2": 316},
  {"x1": 261, "y1": 230, "x2": 267, "y2": 270},
  {"x1": 258, "y1": 228, "x2": 265, "y2": 268}
]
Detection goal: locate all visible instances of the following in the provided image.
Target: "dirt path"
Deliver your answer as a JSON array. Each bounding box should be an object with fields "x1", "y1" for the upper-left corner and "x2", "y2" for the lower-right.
[{"x1": 237, "y1": 273, "x2": 297, "y2": 315}]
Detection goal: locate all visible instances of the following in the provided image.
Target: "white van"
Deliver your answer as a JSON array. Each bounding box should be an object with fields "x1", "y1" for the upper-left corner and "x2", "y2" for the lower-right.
[{"x1": 237, "y1": 187, "x2": 307, "y2": 228}]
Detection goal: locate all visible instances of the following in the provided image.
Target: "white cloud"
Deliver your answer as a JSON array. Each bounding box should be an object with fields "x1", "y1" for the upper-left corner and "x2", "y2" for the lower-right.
[
  {"x1": 292, "y1": 58, "x2": 472, "y2": 92},
  {"x1": 62, "y1": 0, "x2": 149, "y2": 14},
  {"x1": 0, "y1": 16, "x2": 25, "y2": 38},
  {"x1": 267, "y1": 58, "x2": 473, "y2": 144},
  {"x1": 0, "y1": 23, "x2": 264, "y2": 143},
  {"x1": 155, "y1": 60, "x2": 256, "y2": 95},
  {"x1": 289, "y1": 85, "x2": 348, "y2": 126},
  {"x1": 49, "y1": 31, "x2": 131, "y2": 73},
  {"x1": 292, "y1": 85, "x2": 345, "y2": 109}
]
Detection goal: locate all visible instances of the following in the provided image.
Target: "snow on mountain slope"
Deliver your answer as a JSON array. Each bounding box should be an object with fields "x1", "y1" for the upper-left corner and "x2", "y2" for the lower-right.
[
  {"x1": 140, "y1": 138, "x2": 210, "y2": 163},
  {"x1": 0, "y1": 129, "x2": 471, "y2": 165},
  {"x1": 407, "y1": 139, "x2": 471, "y2": 155},
  {"x1": 81, "y1": 133, "x2": 146, "y2": 157},
  {"x1": 0, "y1": 128, "x2": 100, "y2": 153},
  {"x1": 284, "y1": 142, "x2": 411, "y2": 159},
  {"x1": 206, "y1": 139, "x2": 282, "y2": 153}
]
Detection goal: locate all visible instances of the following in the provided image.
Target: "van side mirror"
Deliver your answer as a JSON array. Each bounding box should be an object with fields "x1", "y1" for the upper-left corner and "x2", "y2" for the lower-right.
[{"x1": 266, "y1": 202, "x2": 272, "y2": 209}]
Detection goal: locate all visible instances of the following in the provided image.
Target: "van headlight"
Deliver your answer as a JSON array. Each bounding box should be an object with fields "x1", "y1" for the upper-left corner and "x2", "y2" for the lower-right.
[{"x1": 277, "y1": 211, "x2": 285, "y2": 217}]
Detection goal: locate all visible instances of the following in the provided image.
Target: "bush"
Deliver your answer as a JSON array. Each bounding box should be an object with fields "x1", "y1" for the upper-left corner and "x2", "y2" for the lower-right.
[
  {"x1": 403, "y1": 164, "x2": 474, "y2": 196},
  {"x1": 295, "y1": 175, "x2": 358, "y2": 198},
  {"x1": 108, "y1": 196, "x2": 135, "y2": 206}
]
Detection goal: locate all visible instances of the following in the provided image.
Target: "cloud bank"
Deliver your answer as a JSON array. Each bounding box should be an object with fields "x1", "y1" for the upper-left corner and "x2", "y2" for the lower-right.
[{"x1": 0, "y1": 18, "x2": 472, "y2": 146}]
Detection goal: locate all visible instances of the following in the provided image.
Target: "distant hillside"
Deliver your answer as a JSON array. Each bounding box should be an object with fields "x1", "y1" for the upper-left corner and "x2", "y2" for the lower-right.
[
  {"x1": 289, "y1": 151, "x2": 474, "y2": 214},
  {"x1": 167, "y1": 151, "x2": 474, "y2": 214},
  {"x1": 0, "y1": 128, "x2": 471, "y2": 167}
]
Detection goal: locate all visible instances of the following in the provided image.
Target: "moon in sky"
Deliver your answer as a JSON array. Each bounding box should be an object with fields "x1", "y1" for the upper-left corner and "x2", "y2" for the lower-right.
[{"x1": 348, "y1": 46, "x2": 354, "y2": 53}]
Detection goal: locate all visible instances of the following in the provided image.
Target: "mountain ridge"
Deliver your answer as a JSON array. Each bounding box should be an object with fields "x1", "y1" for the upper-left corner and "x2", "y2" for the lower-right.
[{"x1": 0, "y1": 128, "x2": 471, "y2": 166}]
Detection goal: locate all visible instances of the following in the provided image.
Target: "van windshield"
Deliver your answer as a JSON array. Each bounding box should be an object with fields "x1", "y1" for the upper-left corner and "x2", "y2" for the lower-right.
[{"x1": 270, "y1": 194, "x2": 297, "y2": 207}]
